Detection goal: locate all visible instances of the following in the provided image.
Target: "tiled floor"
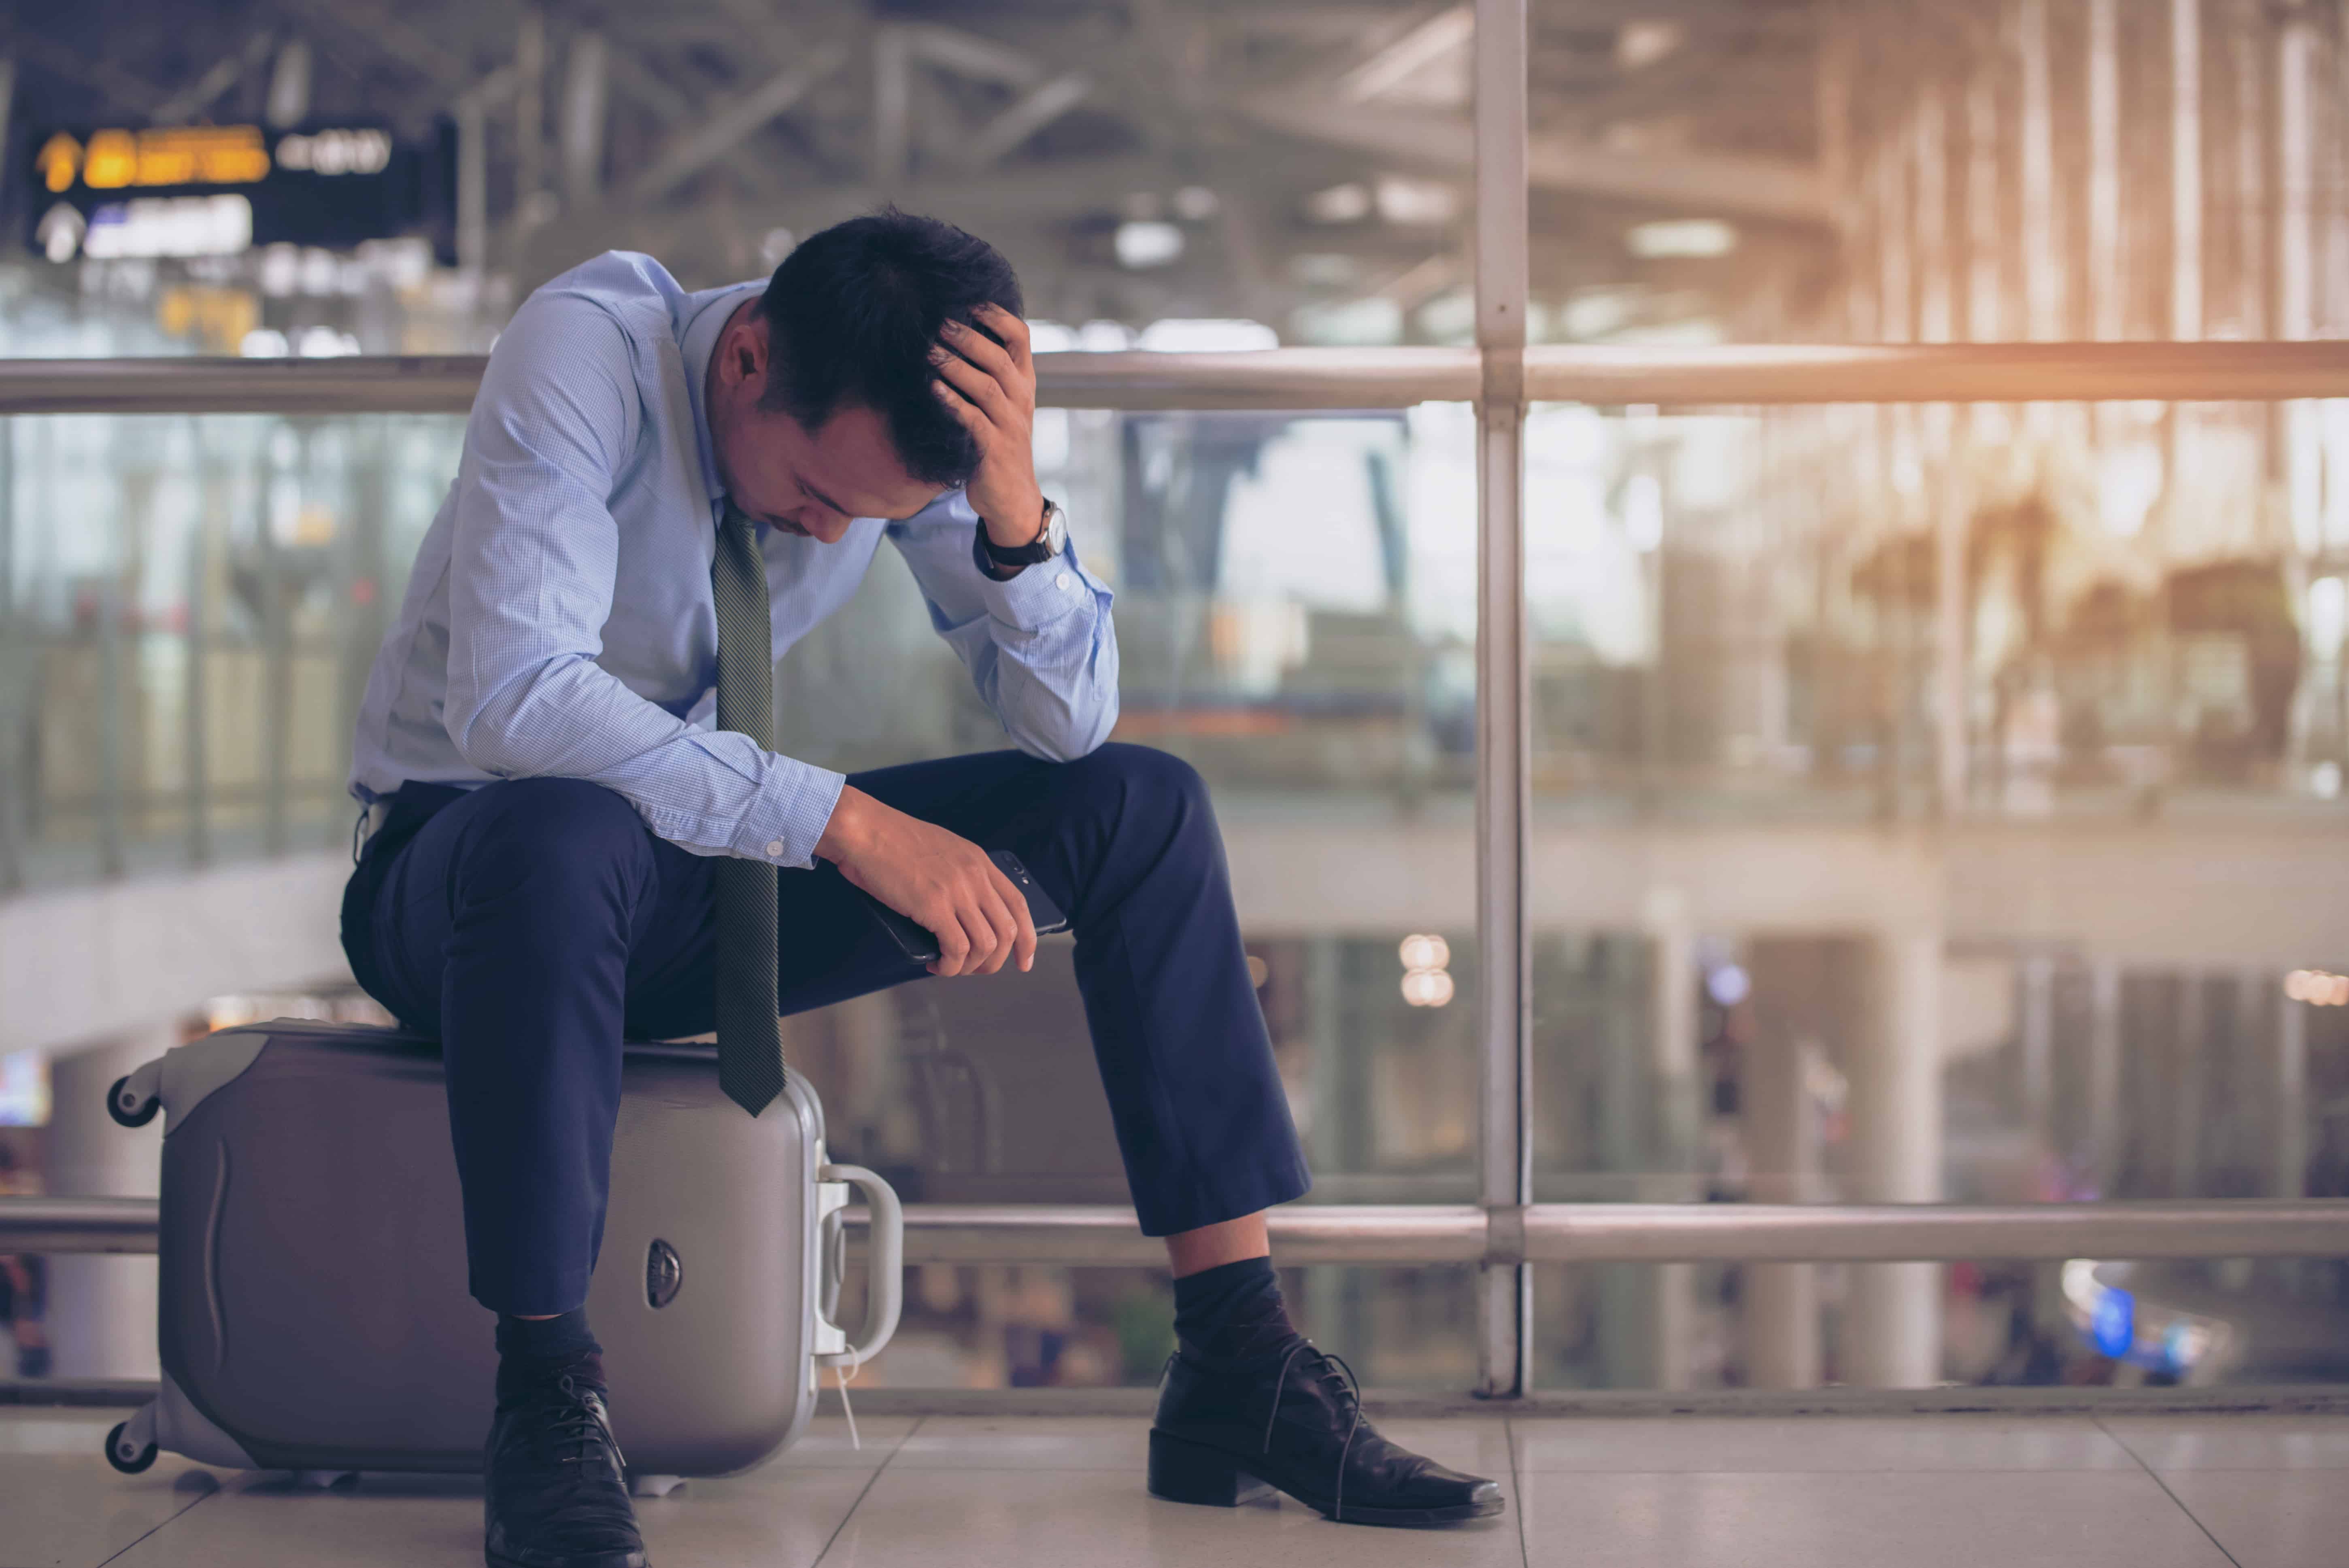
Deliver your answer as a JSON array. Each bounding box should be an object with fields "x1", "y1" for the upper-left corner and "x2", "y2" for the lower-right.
[{"x1": 5, "y1": 1406, "x2": 2342, "y2": 1567}]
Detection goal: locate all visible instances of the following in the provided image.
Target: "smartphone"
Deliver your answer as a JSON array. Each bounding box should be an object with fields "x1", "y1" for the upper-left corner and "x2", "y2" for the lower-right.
[{"x1": 854, "y1": 850, "x2": 1069, "y2": 966}]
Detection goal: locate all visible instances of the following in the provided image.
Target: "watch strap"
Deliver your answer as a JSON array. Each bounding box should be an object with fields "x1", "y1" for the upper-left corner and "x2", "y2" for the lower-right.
[{"x1": 976, "y1": 501, "x2": 1061, "y2": 567}]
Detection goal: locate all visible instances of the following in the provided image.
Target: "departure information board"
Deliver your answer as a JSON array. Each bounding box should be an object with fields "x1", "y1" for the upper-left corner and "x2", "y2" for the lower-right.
[{"x1": 26, "y1": 122, "x2": 452, "y2": 262}]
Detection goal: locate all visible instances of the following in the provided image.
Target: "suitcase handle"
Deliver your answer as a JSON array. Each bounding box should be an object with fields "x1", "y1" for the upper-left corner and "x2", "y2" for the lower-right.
[{"x1": 815, "y1": 1163, "x2": 903, "y2": 1368}]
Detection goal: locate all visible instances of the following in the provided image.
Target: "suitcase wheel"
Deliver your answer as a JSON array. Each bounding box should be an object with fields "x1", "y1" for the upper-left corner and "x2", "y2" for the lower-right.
[
  {"x1": 104, "y1": 1421, "x2": 158, "y2": 1474},
  {"x1": 106, "y1": 1077, "x2": 160, "y2": 1129}
]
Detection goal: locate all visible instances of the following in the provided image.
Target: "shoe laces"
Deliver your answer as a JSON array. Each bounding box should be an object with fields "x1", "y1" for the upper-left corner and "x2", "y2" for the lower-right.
[
  {"x1": 1263, "y1": 1340, "x2": 1366, "y2": 1524},
  {"x1": 517, "y1": 1373, "x2": 628, "y2": 1483}
]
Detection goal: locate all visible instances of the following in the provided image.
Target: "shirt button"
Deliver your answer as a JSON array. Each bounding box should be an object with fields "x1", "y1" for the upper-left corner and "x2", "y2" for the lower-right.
[
  {"x1": 764, "y1": 840, "x2": 784, "y2": 858},
  {"x1": 1054, "y1": 572, "x2": 1073, "y2": 591}
]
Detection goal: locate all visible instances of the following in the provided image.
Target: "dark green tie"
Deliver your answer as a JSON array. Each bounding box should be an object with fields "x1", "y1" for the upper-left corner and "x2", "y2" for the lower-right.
[{"x1": 712, "y1": 500, "x2": 785, "y2": 1116}]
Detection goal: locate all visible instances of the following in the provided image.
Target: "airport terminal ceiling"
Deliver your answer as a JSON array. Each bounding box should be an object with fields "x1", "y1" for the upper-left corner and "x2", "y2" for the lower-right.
[{"x1": 0, "y1": 0, "x2": 1832, "y2": 334}]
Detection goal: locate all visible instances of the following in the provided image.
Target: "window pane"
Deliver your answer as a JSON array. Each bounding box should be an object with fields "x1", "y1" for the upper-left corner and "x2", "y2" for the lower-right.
[
  {"x1": 0, "y1": 414, "x2": 465, "y2": 888},
  {"x1": 1525, "y1": 397, "x2": 2349, "y2": 1390}
]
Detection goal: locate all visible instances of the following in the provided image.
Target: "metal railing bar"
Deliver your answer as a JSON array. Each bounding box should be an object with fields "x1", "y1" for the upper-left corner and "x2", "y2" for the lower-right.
[
  {"x1": 1522, "y1": 340, "x2": 2349, "y2": 406},
  {"x1": 12, "y1": 1195, "x2": 2349, "y2": 1264},
  {"x1": 1517, "y1": 1200, "x2": 2349, "y2": 1263},
  {"x1": 0, "y1": 1196, "x2": 159, "y2": 1252},
  {"x1": 2, "y1": 341, "x2": 2347, "y2": 417}
]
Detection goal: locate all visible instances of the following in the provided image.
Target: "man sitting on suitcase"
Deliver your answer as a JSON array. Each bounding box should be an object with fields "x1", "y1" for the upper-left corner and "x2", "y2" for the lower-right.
[{"x1": 341, "y1": 210, "x2": 1501, "y2": 1568}]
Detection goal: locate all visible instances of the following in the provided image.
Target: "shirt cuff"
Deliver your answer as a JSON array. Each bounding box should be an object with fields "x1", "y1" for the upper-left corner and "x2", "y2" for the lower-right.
[
  {"x1": 976, "y1": 543, "x2": 1096, "y2": 633},
  {"x1": 731, "y1": 758, "x2": 847, "y2": 868}
]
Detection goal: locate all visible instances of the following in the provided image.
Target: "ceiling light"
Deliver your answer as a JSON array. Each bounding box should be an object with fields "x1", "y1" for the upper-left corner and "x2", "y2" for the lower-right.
[
  {"x1": 1374, "y1": 176, "x2": 1458, "y2": 226},
  {"x1": 1399, "y1": 934, "x2": 1451, "y2": 971},
  {"x1": 1617, "y1": 20, "x2": 1686, "y2": 70},
  {"x1": 1114, "y1": 220, "x2": 1184, "y2": 269},
  {"x1": 1627, "y1": 219, "x2": 1737, "y2": 259},
  {"x1": 1305, "y1": 183, "x2": 1372, "y2": 225}
]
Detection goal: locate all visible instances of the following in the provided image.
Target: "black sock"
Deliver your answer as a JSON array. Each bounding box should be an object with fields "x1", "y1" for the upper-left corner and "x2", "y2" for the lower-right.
[
  {"x1": 494, "y1": 1308, "x2": 603, "y2": 1404},
  {"x1": 1171, "y1": 1256, "x2": 1299, "y2": 1364}
]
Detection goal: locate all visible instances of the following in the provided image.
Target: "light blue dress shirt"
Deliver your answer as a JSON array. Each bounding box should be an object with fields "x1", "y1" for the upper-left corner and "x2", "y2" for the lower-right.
[{"x1": 347, "y1": 251, "x2": 1118, "y2": 867}]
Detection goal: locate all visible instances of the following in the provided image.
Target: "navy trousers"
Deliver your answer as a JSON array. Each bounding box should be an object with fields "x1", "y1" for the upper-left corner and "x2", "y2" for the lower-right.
[{"x1": 340, "y1": 744, "x2": 1312, "y2": 1316}]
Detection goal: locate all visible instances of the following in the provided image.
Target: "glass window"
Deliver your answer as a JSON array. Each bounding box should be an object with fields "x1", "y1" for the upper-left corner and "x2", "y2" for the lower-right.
[{"x1": 1525, "y1": 397, "x2": 2349, "y2": 1389}]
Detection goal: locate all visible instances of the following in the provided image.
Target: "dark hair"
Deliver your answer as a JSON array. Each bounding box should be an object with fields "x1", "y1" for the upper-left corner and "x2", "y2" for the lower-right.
[{"x1": 756, "y1": 208, "x2": 1023, "y2": 487}]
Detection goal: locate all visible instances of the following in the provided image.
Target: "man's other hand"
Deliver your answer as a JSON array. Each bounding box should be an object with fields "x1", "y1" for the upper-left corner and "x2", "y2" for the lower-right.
[
  {"x1": 815, "y1": 785, "x2": 1038, "y2": 977},
  {"x1": 929, "y1": 304, "x2": 1045, "y2": 548}
]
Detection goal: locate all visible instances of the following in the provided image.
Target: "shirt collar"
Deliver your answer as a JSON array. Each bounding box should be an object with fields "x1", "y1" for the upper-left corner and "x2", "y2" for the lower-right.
[{"x1": 678, "y1": 280, "x2": 764, "y2": 504}]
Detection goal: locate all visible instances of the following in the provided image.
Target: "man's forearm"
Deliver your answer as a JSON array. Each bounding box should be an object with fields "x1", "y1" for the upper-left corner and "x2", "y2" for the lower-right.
[{"x1": 814, "y1": 784, "x2": 879, "y2": 863}]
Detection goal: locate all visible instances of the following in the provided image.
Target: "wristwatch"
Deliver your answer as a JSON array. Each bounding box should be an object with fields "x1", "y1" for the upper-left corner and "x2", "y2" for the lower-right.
[{"x1": 974, "y1": 498, "x2": 1067, "y2": 576}]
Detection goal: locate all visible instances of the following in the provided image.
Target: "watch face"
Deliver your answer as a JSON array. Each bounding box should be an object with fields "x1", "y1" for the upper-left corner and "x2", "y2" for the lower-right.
[{"x1": 1042, "y1": 504, "x2": 1067, "y2": 555}]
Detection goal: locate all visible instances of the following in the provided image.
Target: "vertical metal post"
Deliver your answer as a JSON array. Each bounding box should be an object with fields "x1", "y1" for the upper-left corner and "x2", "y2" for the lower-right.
[
  {"x1": 456, "y1": 99, "x2": 488, "y2": 278},
  {"x1": 2279, "y1": 8, "x2": 2319, "y2": 557},
  {"x1": 2277, "y1": 980, "x2": 2308, "y2": 1200},
  {"x1": 1743, "y1": 950, "x2": 1820, "y2": 1389},
  {"x1": 2232, "y1": 13, "x2": 2267, "y2": 340},
  {"x1": 260, "y1": 442, "x2": 290, "y2": 857},
  {"x1": 264, "y1": 40, "x2": 311, "y2": 130},
  {"x1": 2172, "y1": 973, "x2": 2205, "y2": 1197},
  {"x1": 1471, "y1": 0, "x2": 1530, "y2": 1401},
  {"x1": 1848, "y1": 924, "x2": 1945, "y2": 1387},
  {"x1": 2019, "y1": 0, "x2": 2062, "y2": 343},
  {"x1": 0, "y1": 58, "x2": 17, "y2": 178},
  {"x1": 2279, "y1": 11, "x2": 2316, "y2": 344},
  {"x1": 2087, "y1": 0, "x2": 2124, "y2": 342},
  {"x1": 1917, "y1": 88, "x2": 1967, "y2": 816},
  {"x1": 1643, "y1": 889, "x2": 1697, "y2": 1390},
  {"x1": 1965, "y1": 62, "x2": 2002, "y2": 343},
  {"x1": 561, "y1": 32, "x2": 610, "y2": 206},
  {"x1": 2173, "y1": 0, "x2": 2205, "y2": 341},
  {"x1": 2088, "y1": 959, "x2": 2123, "y2": 1194},
  {"x1": 2164, "y1": 0, "x2": 2203, "y2": 573},
  {"x1": 513, "y1": 6, "x2": 547, "y2": 268},
  {"x1": 183, "y1": 420, "x2": 210, "y2": 867},
  {"x1": 874, "y1": 27, "x2": 912, "y2": 192},
  {"x1": 0, "y1": 408, "x2": 18, "y2": 894},
  {"x1": 2019, "y1": 950, "x2": 2056, "y2": 1140},
  {"x1": 96, "y1": 572, "x2": 125, "y2": 879}
]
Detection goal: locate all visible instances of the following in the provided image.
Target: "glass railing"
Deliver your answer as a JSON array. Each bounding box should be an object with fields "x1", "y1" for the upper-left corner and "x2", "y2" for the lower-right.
[
  {"x1": 7, "y1": 343, "x2": 2349, "y2": 1395},
  {"x1": 0, "y1": 412, "x2": 465, "y2": 889}
]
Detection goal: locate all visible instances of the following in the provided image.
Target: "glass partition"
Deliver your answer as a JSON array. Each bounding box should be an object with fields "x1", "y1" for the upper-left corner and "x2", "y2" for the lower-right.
[
  {"x1": 1524, "y1": 395, "x2": 2349, "y2": 1388},
  {"x1": 773, "y1": 406, "x2": 1482, "y2": 1385},
  {"x1": 0, "y1": 413, "x2": 465, "y2": 891}
]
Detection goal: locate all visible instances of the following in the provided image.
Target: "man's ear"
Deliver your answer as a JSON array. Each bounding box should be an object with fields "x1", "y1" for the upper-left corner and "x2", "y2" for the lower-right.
[{"x1": 727, "y1": 314, "x2": 770, "y2": 387}]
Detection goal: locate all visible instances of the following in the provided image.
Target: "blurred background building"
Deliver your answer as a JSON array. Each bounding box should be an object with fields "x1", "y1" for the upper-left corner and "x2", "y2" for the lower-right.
[{"x1": 2, "y1": 0, "x2": 2349, "y2": 1396}]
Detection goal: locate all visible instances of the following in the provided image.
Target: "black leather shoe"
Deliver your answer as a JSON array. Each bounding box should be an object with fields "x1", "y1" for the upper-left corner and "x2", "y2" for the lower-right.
[
  {"x1": 1149, "y1": 1339, "x2": 1505, "y2": 1526},
  {"x1": 484, "y1": 1370, "x2": 648, "y2": 1568}
]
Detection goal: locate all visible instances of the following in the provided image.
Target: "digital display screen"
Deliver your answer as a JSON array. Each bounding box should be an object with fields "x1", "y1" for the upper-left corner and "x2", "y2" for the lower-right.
[{"x1": 26, "y1": 122, "x2": 452, "y2": 262}]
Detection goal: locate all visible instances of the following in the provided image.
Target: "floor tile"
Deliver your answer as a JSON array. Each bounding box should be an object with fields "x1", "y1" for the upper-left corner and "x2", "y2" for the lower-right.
[
  {"x1": 818, "y1": 1466, "x2": 1523, "y2": 1568},
  {"x1": 1519, "y1": 1469, "x2": 2231, "y2": 1568},
  {"x1": 2160, "y1": 1470, "x2": 2349, "y2": 1568},
  {"x1": 892, "y1": 1415, "x2": 1147, "y2": 1470},
  {"x1": 0, "y1": 1413, "x2": 223, "y2": 1568},
  {"x1": 891, "y1": 1415, "x2": 1511, "y2": 1478},
  {"x1": 2100, "y1": 1416, "x2": 2349, "y2": 1472},
  {"x1": 104, "y1": 1461, "x2": 875, "y2": 1568},
  {"x1": 1509, "y1": 1415, "x2": 2136, "y2": 1472},
  {"x1": 0, "y1": 1411, "x2": 137, "y2": 1458},
  {"x1": 770, "y1": 1413, "x2": 917, "y2": 1469}
]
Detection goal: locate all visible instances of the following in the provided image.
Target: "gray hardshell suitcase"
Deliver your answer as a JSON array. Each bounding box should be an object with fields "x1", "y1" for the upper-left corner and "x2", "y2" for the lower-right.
[{"x1": 98, "y1": 1020, "x2": 903, "y2": 1485}]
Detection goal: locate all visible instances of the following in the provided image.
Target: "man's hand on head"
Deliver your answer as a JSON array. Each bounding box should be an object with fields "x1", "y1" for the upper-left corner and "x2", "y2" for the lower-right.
[
  {"x1": 815, "y1": 785, "x2": 1038, "y2": 978},
  {"x1": 929, "y1": 304, "x2": 1046, "y2": 549}
]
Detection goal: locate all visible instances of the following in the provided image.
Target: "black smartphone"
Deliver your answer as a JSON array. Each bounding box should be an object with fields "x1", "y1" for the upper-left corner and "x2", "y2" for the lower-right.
[{"x1": 854, "y1": 850, "x2": 1069, "y2": 966}]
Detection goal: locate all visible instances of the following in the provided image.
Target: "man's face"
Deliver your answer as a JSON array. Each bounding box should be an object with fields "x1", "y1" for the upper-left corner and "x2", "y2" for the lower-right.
[{"x1": 707, "y1": 304, "x2": 945, "y2": 542}]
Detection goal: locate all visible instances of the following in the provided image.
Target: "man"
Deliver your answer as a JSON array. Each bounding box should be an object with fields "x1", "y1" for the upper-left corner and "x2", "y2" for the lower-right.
[{"x1": 341, "y1": 210, "x2": 1501, "y2": 1568}]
